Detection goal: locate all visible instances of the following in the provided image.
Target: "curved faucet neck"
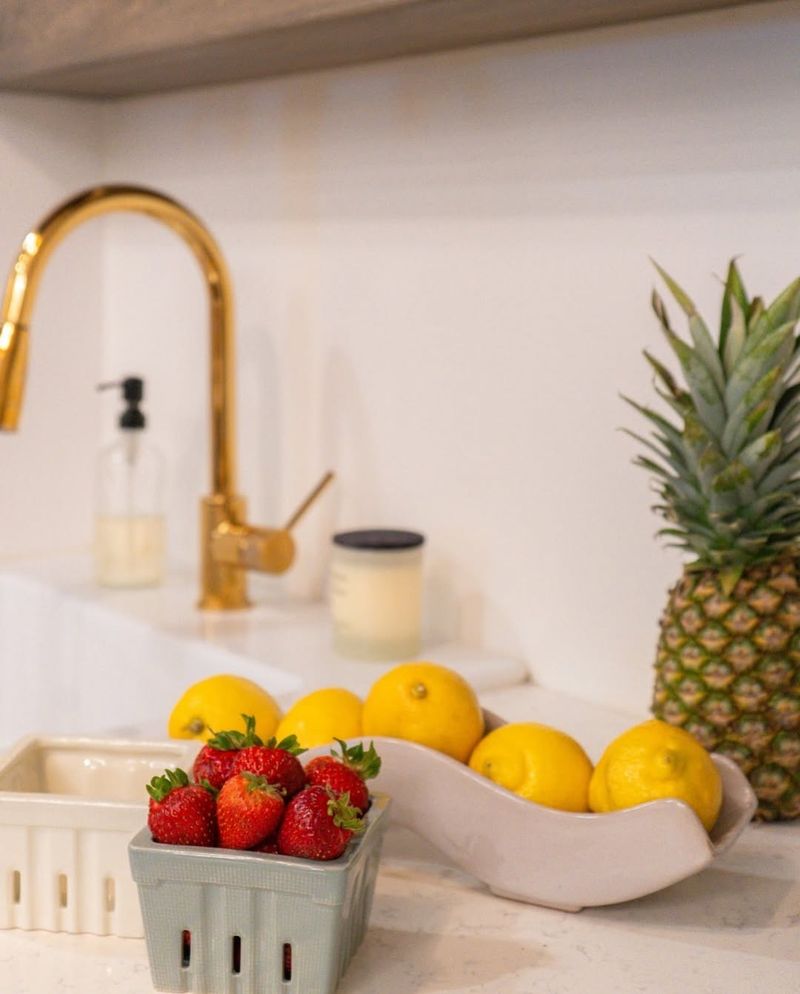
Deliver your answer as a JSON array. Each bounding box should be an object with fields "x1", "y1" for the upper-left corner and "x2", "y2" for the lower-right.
[{"x1": 0, "y1": 184, "x2": 237, "y2": 497}]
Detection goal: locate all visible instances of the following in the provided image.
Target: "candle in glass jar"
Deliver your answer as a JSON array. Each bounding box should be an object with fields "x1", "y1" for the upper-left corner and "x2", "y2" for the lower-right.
[{"x1": 329, "y1": 529, "x2": 425, "y2": 661}]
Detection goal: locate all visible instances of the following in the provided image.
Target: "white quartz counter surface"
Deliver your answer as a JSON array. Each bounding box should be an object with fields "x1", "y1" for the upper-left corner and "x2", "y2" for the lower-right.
[{"x1": 1, "y1": 684, "x2": 798, "y2": 994}]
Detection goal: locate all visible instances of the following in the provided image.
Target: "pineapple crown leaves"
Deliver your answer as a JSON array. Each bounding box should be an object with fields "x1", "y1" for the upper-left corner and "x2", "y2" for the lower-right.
[
  {"x1": 331, "y1": 738, "x2": 382, "y2": 780},
  {"x1": 206, "y1": 713, "x2": 263, "y2": 751},
  {"x1": 626, "y1": 259, "x2": 800, "y2": 570},
  {"x1": 263, "y1": 734, "x2": 307, "y2": 757},
  {"x1": 325, "y1": 788, "x2": 366, "y2": 834}
]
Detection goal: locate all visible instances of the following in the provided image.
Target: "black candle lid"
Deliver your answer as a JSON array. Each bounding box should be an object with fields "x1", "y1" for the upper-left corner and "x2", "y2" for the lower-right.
[{"x1": 333, "y1": 529, "x2": 425, "y2": 551}]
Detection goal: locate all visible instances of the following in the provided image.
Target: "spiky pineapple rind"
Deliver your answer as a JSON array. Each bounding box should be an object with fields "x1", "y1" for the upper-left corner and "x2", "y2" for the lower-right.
[{"x1": 653, "y1": 561, "x2": 800, "y2": 821}]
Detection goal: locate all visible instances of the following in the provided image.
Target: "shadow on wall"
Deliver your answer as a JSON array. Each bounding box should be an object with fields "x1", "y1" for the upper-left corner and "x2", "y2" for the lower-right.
[
  {"x1": 93, "y1": 1, "x2": 800, "y2": 234},
  {"x1": 240, "y1": 312, "x2": 282, "y2": 527},
  {"x1": 319, "y1": 345, "x2": 525, "y2": 653},
  {"x1": 0, "y1": 93, "x2": 102, "y2": 188},
  {"x1": 320, "y1": 346, "x2": 381, "y2": 526}
]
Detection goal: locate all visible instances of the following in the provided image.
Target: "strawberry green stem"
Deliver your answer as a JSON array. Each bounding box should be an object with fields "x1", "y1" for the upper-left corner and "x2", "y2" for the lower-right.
[
  {"x1": 264, "y1": 734, "x2": 307, "y2": 756},
  {"x1": 332, "y1": 739, "x2": 382, "y2": 780},
  {"x1": 206, "y1": 713, "x2": 264, "y2": 751},
  {"x1": 241, "y1": 771, "x2": 283, "y2": 797},
  {"x1": 326, "y1": 789, "x2": 365, "y2": 833},
  {"x1": 146, "y1": 767, "x2": 190, "y2": 802}
]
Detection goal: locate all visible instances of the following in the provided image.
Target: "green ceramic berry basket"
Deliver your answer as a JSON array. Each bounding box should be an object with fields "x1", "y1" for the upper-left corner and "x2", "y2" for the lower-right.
[{"x1": 128, "y1": 793, "x2": 390, "y2": 994}]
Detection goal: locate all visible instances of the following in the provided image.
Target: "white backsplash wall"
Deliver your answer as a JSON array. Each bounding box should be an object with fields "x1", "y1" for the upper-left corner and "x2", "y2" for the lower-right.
[
  {"x1": 96, "y1": 1, "x2": 800, "y2": 712},
  {"x1": 0, "y1": 95, "x2": 105, "y2": 559}
]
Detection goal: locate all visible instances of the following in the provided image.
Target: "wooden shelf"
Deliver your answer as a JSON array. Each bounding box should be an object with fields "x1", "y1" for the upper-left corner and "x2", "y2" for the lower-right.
[{"x1": 0, "y1": 0, "x2": 771, "y2": 100}]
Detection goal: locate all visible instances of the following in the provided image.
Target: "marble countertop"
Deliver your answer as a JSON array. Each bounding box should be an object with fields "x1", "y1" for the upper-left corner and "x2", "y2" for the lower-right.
[{"x1": 0, "y1": 684, "x2": 797, "y2": 994}]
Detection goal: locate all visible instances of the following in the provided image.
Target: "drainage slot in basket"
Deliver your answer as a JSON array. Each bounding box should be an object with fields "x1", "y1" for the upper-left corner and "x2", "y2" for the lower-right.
[
  {"x1": 11, "y1": 871, "x2": 20, "y2": 904},
  {"x1": 58, "y1": 874, "x2": 68, "y2": 908},
  {"x1": 282, "y1": 943, "x2": 292, "y2": 983},
  {"x1": 105, "y1": 877, "x2": 115, "y2": 912},
  {"x1": 231, "y1": 935, "x2": 241, "y2": 974},
  {"x1": 181, "y1": 930, "x2": 192, "y2": 968}
]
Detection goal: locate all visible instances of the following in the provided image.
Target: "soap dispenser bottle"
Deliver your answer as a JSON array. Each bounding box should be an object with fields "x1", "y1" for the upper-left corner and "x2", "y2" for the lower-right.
[{"x1": 95, "y1": 376, "x2": 165, "y2": 588}]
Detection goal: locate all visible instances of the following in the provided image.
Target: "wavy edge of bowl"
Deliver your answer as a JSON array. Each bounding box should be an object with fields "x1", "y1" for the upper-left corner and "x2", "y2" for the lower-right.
[{"x1": 314, "y1": 710, "x2": 757, "y2": 910}]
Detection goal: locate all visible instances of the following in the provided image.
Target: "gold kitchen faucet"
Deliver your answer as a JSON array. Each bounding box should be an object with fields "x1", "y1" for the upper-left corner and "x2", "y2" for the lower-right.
[{"x1": 0, "y1": 185, "x2": 333, "y2": 610}]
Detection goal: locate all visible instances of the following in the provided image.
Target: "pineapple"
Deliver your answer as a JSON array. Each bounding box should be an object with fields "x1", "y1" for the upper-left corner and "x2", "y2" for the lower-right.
[{"x1": 629, "y1": 260, "x2": 800, "y2": 821}]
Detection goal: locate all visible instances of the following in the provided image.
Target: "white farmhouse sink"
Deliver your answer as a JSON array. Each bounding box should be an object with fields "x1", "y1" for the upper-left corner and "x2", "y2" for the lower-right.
[{"x1": 0, "y1": 572, "x2": 301, "y2": 747}]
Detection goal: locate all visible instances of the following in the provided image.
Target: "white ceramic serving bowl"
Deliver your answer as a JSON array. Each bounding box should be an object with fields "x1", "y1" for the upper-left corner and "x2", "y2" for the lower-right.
[{"x1": 306, "y1": 710, "x2": 758, "y2": 912}]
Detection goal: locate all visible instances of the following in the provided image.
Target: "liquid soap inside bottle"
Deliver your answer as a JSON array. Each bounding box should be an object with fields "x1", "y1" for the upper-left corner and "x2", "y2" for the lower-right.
[{"x1": 95, "y1": 377, "x2": 165, "y2": 588}]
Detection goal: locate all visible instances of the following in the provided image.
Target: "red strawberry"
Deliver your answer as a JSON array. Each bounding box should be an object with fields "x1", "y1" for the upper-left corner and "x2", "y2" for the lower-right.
[
  {"x1": 277, "y1": 785, "x2": 364, "y2": 861},
  {"x1": 192, "y1": 714, "x2": 263, "y2": 790},
  {"x1": 254, "y1": 836, "x2": 279, "y2": 854},
  {"x1": 232, "y1": 735, "x2": 306, "y2": 797},
  {"x1": 304, "y1": 739, "x2": 381, "y2": 814},
  {"x1": 217, "y1": 772, "x2": 285, "y2": 850},
  {"x1": 147, "y1": 768, "x2": 217, "y2": 847}
]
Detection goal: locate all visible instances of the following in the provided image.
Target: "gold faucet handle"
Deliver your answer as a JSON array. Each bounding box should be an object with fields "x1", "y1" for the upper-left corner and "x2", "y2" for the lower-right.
[
  {"x1": 284, "y1": 470, "x2": 335, "y2": 531},
  {"x1": 210, "y1": 472, "x2": 334, "y2": 575},
  {"x1": 211, "y1": 523, "x2": 296, "y2": 574}
]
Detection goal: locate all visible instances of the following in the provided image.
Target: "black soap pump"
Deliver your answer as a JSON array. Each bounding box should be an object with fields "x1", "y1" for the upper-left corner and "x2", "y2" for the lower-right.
[{"x1": 95, "y1": 376, "x2": 165, "y2": 588}]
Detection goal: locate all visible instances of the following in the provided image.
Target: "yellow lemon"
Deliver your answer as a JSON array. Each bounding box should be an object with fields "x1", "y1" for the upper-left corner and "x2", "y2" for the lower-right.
[
  {"x1": 469, "y1": 722, "x2": 593, "y2": 812},
  {"x1": 589, "y1": 719, "x2": 722, "y2": 831},
  {"x1": 168, "y1": 674, "x2": 282, "y2": 742},
  {"x1": 362, "y1": 661, "x2": 484, "y2": 762},
  {"x1": 275, "y1": 688, "x2": 363, "y2": 749}
]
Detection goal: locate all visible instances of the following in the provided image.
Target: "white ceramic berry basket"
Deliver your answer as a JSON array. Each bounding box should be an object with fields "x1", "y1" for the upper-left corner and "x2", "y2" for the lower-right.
[
  {"x1": 0, "y1": 735, "x2": 197, "y2": 936},
  {"x1": 306, "y1": 709, "x2": 758, "y2": 912}
]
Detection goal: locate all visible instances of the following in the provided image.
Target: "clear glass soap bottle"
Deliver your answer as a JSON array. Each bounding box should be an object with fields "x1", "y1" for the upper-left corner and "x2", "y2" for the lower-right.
[{"x1": 95, "y1": 377, "x2": 165, "y2": 588}]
